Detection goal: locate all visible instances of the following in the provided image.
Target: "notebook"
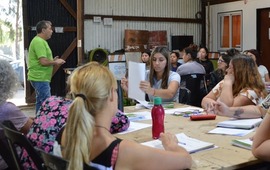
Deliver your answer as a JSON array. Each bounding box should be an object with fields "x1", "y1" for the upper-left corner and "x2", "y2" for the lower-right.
[
  {"x1": 141, "y1": 133, "x2": 215, "y2": 153},
  {"x1": 217, "y1": 118, "x2": 262, "y2": 130},
  {"x1": 231, "y1": 139, "x2": 252, "y2": 150}
]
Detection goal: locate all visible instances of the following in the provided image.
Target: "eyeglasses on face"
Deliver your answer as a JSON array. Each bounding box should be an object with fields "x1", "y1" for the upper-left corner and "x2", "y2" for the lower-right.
[{"x1": 218, "y1": 59, "x2": 225, "y2": 63}]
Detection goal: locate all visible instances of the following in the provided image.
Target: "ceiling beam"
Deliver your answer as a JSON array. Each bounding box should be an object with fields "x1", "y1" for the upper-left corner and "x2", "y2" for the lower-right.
[{"x1": 202, "y1": 0, "x2": 242, "y2": 5}]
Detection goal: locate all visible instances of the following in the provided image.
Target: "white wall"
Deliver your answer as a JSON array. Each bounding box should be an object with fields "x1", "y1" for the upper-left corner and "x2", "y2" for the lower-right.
[
  {"x1": 207, "y1": 0, "x2": 270, "y2": 52},
  {"x1": 84, "y1": 0, "x2": 201, "y2": 53}
]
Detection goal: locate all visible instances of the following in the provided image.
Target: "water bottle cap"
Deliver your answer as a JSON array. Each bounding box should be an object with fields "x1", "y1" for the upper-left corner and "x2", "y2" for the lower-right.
[{"x1": 153, "y1": 97, "x2": 162, "y2": 105}]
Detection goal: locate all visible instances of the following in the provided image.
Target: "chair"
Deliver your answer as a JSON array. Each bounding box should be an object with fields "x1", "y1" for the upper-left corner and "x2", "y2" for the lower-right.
[
  {"x1": 1, "y1": 120, "x2": 45, "y2": 170},
  {"x1": 117, "y1": 80, "x2": 124, "y2": 112},
  {"x1": 179, "y1": 87, "x2": 191, "y2": 105},
  {"x1": 39, "y1": 150, "x2": 99, "y2": 170},
  {"x1": 0, "y1": 136, "x2": 18, "y2": 170},
  {"x1": 180, "y1": 73, "x2": 206, "y2": 107}
]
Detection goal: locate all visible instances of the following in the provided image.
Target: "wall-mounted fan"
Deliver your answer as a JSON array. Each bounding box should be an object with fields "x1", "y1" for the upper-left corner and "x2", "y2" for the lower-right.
[{"x1": 89, "y1": 48, "x2": 109, "y2": 66}]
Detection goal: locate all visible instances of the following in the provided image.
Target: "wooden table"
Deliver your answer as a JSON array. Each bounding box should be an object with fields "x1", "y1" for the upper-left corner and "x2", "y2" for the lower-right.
[{"x1": 114, "y1": 103, "x2": 269, "y2": 170}]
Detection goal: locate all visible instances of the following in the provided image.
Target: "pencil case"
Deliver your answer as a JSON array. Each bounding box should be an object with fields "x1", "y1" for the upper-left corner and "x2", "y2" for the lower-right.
[{"x1": 190, "y1": 114, "x2": 216, "y2": 121}]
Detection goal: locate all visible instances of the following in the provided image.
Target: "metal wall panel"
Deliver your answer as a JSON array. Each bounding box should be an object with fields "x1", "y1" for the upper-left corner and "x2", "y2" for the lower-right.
[{"x1": 84, "y1": 0, "x2": 201, "y2": 52}]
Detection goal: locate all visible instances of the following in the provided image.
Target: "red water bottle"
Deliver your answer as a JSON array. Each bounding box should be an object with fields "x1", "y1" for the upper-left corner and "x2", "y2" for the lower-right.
[{"x1": 151, "y1": 97, "x2": 165, "y2": 139}]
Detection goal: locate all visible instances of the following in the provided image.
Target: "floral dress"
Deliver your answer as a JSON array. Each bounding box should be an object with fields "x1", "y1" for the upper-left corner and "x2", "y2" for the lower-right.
[{"x1": 21, "y1": 96, "x2": 70, "y2": 169}]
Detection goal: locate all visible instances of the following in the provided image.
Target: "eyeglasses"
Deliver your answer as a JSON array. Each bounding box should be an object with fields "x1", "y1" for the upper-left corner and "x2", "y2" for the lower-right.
[{"x1": 218, "y1": 59, "x2": 225, "y2": 63}]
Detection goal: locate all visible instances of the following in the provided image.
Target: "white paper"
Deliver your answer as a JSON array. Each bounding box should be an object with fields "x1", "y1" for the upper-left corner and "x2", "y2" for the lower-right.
[
  {"x1": 208, "y1": 127, "x2": 254, "y2": 136},
  {"x1": 117, "y1": 122, "x2": 151, "y2": 134},
  {"x1": 141, "y1": 133, "x2": 215, "y2": 153},
  {"x1": 165, "y1": 107, "x2": 204, "y2": 114},
  {"x1": 128, "y1": 61, "x2": 146, "y2": 101},
  {"x1": 125, "y1": 111, "x2": 152, "y2": 121}
]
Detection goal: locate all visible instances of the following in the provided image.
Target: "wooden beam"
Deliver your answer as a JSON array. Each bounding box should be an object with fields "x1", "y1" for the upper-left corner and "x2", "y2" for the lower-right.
[
  {"x1": 52, "y1": 38, "x2": 77, "y2": 75},
  {"x1": 202, "y1": 0, "x2": 242, "y2": 5},
  {"x1": 77, "y1": 0, "x2": 84, "y2": 65},
  {"x1": 84, "y1": 14, "x2": 202, "y2": 24},
  {"x1": 27, "y1": 26, "x2": 77, "y2": 32},
  {"x1": 59, "y1": 0, "x2": 77, "y2": 19}
]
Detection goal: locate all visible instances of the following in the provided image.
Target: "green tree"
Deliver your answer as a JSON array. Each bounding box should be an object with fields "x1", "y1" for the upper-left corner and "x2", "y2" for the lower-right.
[{"x1": 0, "y1": 0, "x2": 22, "y2": 60}]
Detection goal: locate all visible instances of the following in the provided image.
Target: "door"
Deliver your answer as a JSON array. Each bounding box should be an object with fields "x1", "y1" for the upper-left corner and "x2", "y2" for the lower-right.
[{"x1": 257, "y1": 8, "x2": 270, "y2": 72}]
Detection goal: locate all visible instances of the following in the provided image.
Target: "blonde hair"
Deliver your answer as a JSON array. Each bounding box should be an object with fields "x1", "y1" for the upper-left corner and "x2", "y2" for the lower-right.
[{"x1": 64, "y1": 62, "x2": 117, "y2": 170}]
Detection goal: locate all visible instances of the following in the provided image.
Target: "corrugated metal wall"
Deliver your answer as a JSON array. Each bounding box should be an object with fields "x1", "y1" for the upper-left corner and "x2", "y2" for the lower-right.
[{"x1": 84, "y1": 0, "x2": 201, "y2": 52}]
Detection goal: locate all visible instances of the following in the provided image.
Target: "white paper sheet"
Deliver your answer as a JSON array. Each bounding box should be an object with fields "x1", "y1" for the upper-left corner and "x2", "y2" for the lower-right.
[
  {"x1": 125, "y1": 111, "x2": 152, "y2": 121},
  {"x1": 128, "y1": 61, "x2": 146, "y2": 102},
  {"x1": 141, "y1": 133, "x2": 215, "y2": 153},
  {"x1": 208, "y1": 127, "x2": 254, "y2": 136},
  {"x1": 117, "y1": 122, "x2": 151, "y2": 134},
  {"x1": 165, "y1": 107, "x2": 204, "y2": 114}
]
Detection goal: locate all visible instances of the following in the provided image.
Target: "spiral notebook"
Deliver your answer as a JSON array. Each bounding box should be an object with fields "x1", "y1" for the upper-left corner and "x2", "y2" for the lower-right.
[
  {"x1": 217, "y1": 118, "x2": 262, "y2": 130},
  {"x1": 141, "y1": 133, "x2": 215, "y2": 153}
]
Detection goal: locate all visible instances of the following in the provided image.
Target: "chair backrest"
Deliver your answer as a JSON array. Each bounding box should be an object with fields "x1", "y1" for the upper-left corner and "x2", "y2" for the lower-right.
[
  {"x1": 117, "y1": 80, "x2": 124, "y2": 112},
  {"x1": 179, "y1": 87, "x2": 191, "y2": 105},
  {"x1": 2, "y1": 120, "x2": 45, "y2": 170},
  {"x1": 0, "y1": 133, "x2": 19, "y2": 170},
  {"x1": 40, "y1": 150, "x2": 99, "y2": 170},
  {"x1": 181, "y1": 73, "x2": 205, "y2": 107},
  {"x1": 40, "y1": 150, "x2": 68, "y2": 170}
]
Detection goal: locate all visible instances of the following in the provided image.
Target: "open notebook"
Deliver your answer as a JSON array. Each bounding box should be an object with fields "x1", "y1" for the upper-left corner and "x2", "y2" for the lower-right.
[
  {"x1": 217, "y1": 118, "x2": 262, "y2": 130},
  {"x1": 231, "y1": 139, "x2": 252, "y2": 150},
  {"x1": 141, "y1": 133, "x2": 215, "y2": 153}
]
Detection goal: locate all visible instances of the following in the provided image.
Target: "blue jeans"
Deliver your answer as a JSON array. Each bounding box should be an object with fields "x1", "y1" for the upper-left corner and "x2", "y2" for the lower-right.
[{"x1": 30, "y1": 81, "x2": 51, "y2": 113}]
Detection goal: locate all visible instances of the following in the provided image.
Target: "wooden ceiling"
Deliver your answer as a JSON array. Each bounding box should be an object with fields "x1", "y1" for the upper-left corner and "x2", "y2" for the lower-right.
[{"x1": 202, "y1": 0, "x2": 242, "y2": 5}]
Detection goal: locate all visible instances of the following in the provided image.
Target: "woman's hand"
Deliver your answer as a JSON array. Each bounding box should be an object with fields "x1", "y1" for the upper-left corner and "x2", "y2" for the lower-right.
[
  {"x1": 223, "y1": 74, "x2": 235, "y2": 85},
  {"x1": 160, "y1": 133, "x2": 179, "y2": 151},
  {"x1": 213, "y1": 101, "x2": 230, "y2": 116},
  {"x1": 140, "y1": 81, "x2": 155, "y2": 95},
  {"x1": 121, "y1": 77, "x2": 128, "y2": 92}
]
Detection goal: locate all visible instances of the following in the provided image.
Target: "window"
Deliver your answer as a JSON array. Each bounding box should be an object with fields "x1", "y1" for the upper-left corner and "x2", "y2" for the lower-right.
[{"x1": 218, "y1": 11, "x2": 242, "y2": 51}]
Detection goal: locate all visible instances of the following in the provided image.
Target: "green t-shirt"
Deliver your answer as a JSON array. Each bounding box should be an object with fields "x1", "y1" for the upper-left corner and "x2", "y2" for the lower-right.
[{"x1": 27, "y1": 36, "x2": 53, "y2": 82}]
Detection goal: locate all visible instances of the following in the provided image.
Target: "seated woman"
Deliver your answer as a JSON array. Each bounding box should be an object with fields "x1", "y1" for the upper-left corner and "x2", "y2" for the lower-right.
[
  {"x1": 141, "y1": 50, "x2": 151, "y2": 70},
  {"x1": 197, "y1": 46, "x2": 214, "y2": 83},
  {"x1": 208, "y1": 54, "x2": 232, "y2": 91},
  {"x1": 202, "y1": 54, "x2": 267, "y2": 110},
  {"x1": 0, "y1": 60, "x2": 33, "y2": 170},
  {"x1": 21, "y1": 91, "x2": 129, "y2": 169},
  {"x1": 170, "y1": 51, "x2": 181, "y2": 72},
  {"x1": 246, "y1": 49, "x2": 270, "y2": 83},
  {"x1": 176, "y1": 45, "x2": 206, "y2": 87},
  {"x1": 54, "y1": 62, "x2": 191, "y2": 170},
  {"x1": 121, "y1": 46, "x2": 180, "y2": 102}
]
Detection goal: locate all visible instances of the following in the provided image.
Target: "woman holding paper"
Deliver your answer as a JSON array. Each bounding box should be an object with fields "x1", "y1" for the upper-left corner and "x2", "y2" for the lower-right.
[
  {"x1": 54, "y1": 62, "x2": 191, "y2": 170},
  {"x1": 202, "y1": 54, "x2": 267, "y2": 110},
  {"x1": 121, "y1": 46, "x2": 180, "y2": 102}
]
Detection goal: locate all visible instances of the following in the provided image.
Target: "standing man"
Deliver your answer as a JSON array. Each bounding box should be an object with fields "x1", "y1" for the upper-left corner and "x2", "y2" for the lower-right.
[{"x1": 28, "y1": 20, "x2": 65, "y2": 113}]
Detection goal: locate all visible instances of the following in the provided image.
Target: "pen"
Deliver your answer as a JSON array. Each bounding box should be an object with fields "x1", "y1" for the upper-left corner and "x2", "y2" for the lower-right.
[{"x1": 178, "y1": 141, "x2": 186, "y2": 145}]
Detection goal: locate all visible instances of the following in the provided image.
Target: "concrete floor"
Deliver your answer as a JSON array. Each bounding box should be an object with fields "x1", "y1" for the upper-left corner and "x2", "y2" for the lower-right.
[{"x1": 8, "y1": 85, "x2": 36, "y2": 117}]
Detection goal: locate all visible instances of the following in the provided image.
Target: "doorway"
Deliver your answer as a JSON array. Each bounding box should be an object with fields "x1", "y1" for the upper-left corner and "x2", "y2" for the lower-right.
[{"x1": 257, "y1": 8, "x2": 270, "y2": 71}]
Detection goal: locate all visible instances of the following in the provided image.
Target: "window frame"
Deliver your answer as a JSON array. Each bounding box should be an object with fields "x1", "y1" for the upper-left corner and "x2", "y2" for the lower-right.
[{"x1": 217, "y1": 10, "x2": 243, "y2": 52}]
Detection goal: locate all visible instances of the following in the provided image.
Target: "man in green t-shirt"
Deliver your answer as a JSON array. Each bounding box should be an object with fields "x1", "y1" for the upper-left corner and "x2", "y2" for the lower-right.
[{"x1": 28, "y1": 20, "x2": 65, "y2": 113}]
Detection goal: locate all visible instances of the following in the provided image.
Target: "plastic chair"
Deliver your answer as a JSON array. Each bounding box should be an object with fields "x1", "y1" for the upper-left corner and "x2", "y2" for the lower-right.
[
  {"x1": 39, "y1": 149, "x2": 99, "y2": 170},
  {"x1": 181, "y1": 73, "x2": 206, "y2": 107},
  {"x1": 1, "y1": 120, "x2": 45, "y2": 170},
  {"x1": 179, "y1": 87, "x2": 191, "y2": 105}
]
